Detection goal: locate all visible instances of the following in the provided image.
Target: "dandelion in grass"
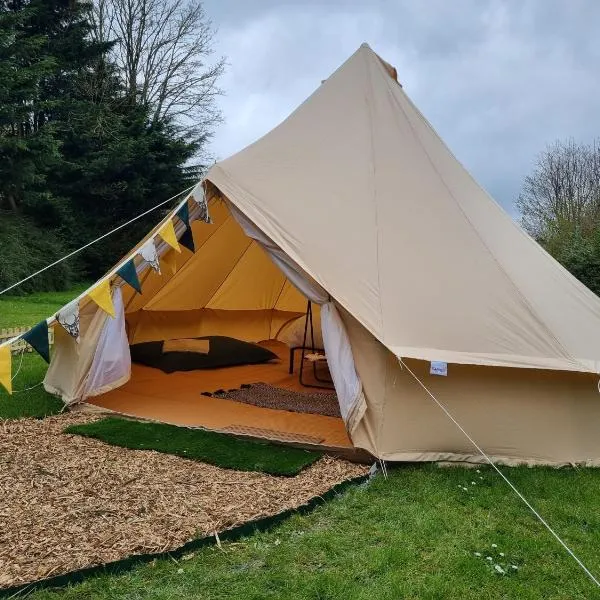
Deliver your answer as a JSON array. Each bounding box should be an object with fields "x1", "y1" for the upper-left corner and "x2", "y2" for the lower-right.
[
  {"x1": 474, "y1": 552, "x2": 481, "y2": 557},
  {"x1": 511, "y1": 565, "x2": 518, "y2": 570},
  {"x1": 499, "y1": 552, "x2": 505, "y2": 557},
  {"x1": 494, "y1": 565, "x2": 506, "y2": 575},
  {"x1": 462, "y1": 486, "x2": 468, "y2": 491},
  {"x1": 471, "y1": 481, "x2": 476, "y2": 485},
  {"x1": 491, "y1": 543, "x2": 497, "y2": 548},
  {"x1": 476, "y1": 469, "x2": 481, "y2": 473},
  {"x1": 486, "y1": 556, "x2": 493, "y2": 561}
]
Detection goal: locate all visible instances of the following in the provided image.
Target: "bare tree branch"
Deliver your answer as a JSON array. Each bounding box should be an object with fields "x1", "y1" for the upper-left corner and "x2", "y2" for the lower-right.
[
  {"x1": 90, "y1": 0, "x2": 224, "y2": 144},
  {"x1": 517, "y1": 139, "x2": 600, "y2": 242}
]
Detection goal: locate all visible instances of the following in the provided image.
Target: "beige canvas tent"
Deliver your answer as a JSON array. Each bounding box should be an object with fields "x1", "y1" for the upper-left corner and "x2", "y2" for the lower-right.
[{"x1": 44, "y1": 43, "x2": 600, "y2": 465}]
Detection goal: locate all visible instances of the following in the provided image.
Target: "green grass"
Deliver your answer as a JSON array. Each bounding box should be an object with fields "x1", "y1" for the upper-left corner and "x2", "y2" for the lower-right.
[
  {"x1": 27, "y1": 464, "x2": 600, "y2": 600},
  {"x1": 0, "y1": 284, "x2": 90, "y2": 329},
  {"x1": 0, "y1": 353, "x2": 63, "y2": 419},
  {"x1": 65, "y1": 417, "x2": 323, "y2": 476}
]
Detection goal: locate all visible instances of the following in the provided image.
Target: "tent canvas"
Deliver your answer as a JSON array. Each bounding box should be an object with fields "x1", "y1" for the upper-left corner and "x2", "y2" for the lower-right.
[{"x1": 44, "y1": 43, "x2": 600, "y2": 465}]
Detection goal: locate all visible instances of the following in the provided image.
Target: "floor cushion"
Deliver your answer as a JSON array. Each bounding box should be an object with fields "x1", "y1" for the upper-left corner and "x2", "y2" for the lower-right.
[{"x1": 130, "y1": 336, "x2": 278, "y2": 374}]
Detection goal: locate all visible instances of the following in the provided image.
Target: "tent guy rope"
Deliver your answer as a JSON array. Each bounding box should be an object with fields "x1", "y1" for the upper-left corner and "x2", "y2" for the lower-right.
[{"x1": 398, "y1": 357, "x2": 600, "y2": 589}]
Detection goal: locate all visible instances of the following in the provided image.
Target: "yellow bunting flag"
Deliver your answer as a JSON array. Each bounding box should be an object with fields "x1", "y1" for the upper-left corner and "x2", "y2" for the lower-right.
[
  {"x1": 162, "y1": 250, "x2": 178, "y2": 276},
  {"x1": 158, "y1": 220, "x2": 181, "y2": 253},
  {"x1": 0, "y1": 345, "x2": 12, "y2": 395},
  {"x1": 87, "y1": 280, "x2": 115, "y2": 318}
]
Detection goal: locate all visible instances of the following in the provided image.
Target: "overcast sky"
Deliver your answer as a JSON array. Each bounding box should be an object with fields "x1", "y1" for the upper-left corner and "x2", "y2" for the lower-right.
[{"x1": 202, "y1": 0, "x2": 600, "y2": 214}]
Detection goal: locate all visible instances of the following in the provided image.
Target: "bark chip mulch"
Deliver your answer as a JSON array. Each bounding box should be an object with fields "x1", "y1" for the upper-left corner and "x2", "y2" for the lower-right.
[{"x1": 0, "y1": 413, "x2": 368, "y2": 588}]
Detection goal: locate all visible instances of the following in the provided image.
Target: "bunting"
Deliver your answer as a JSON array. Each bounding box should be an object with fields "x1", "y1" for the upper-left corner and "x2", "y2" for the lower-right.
[
  {"x1": 191, "y1": 187, "x2": 211, "y2": 224},
  {"x1": 138, "y1": 239, "x2": 161, "y2": 274},
  {"x1": 176, "y1": 200, "x2": 190, "y2": 228},
  {"x1": 158, "y1": 219, "x2": 181, "y2": 253},
  {"x1": 0, "y1": 345, "x2": 11, "y2": 395},
  {"x1": 162, "y1": 250, "x2": 178, "y2": 276},
  {"x1": 179, "y1": 225, "x2": 195, "y2": 253},
  {"x1": 88, "y1": 280, "x2": 115, "y2": 318},
  {"x1": 57, "y1": 302, "x2": 80, "y2": 341},
  {"x1": 117, "y1": 260, "x2": 142, "y2": 294},
  {"x1": 22, "y1": 320, "x2": 51, "y2": 363}
]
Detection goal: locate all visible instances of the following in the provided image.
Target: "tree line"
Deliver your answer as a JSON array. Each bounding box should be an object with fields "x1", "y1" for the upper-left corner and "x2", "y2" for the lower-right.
[{"x1": 0, "y1": 0, "x2": 223, "y2": 293}]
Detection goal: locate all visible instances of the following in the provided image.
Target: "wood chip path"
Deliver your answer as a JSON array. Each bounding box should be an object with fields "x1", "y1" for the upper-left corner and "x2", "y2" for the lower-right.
[{"x1": 0, "y1": 413, "x2": 368, "y2": 588}]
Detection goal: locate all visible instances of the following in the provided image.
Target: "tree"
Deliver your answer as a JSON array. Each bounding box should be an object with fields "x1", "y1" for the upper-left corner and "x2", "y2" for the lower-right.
[
  {"x1": 91, "y1": 0, "x2": 224, "y2": 145},
  {"x1": 0, "y1": 0, "x2": 61, "y2": 215},
  {"x1": 0, "y1": 0, "x2": 223, "y2": 292},
  {"x1": 517, "y1": 139, "x2": 600, "y2": 243},
  {"x1": 517, "y1": 139, "x2": 600, "y2": 296}
]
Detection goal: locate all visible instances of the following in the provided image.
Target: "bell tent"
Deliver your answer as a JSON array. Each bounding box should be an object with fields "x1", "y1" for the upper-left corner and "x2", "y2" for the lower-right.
[{"x1": 39, "y1": 43, "x2": 600, "y2": 465}]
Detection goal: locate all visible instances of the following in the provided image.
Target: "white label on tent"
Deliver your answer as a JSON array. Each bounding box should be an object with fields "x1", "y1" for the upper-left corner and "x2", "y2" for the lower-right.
[{"x1": 430, "y1": 361, "x2": 448, "y2": 376}]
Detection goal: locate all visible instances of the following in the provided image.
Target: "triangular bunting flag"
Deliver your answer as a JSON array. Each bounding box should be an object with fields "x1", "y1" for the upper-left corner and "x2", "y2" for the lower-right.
[
  {"x1": 179, "y1": 225, "x2": 195, "y2": 253},
  {"x1": 88, "y1": 280, "x2": 116, "y2": 318},
  {"x1": 162, "y1": 250, "x2": 178, "y2": 276},
  {"x1": 190, "y1": 189, "x2": 211, "y2": 224},
  {"x1": 138, "y1": 239, "x2": 161, "y2": 274},
  {"x1": 176, "y1": 201, "x2": 190, "y2": 228},
  {"x1": 22, "y1": 320, "x2": 50, "y2": 363},
  {"x1": 57, "y1": 301, "x2": 80, "y2": 341},
  {"x1": 158, "y1": 219, "x2": 181, "y2": 253},
  {"x1": 117, "y1": 260, "x2": 142, "y2": 294},
  {"x1": 0, "y1": 345, "x2": 12, "y2": 395}
]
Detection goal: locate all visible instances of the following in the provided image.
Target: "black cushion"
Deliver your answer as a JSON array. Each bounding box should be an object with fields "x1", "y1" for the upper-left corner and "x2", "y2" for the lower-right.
[{"x1": 130, "y1": 336, "x2": 278, "y2": 374}]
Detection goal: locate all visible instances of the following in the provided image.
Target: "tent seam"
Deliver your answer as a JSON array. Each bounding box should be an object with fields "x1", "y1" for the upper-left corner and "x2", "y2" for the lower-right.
[{"x1": 363, "y1": 48, "x2": 386, "y2": 339}]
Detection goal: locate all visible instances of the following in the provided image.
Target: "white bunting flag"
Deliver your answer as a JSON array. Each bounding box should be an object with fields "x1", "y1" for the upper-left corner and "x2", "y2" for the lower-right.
[
  {"x1": 57, "y1": 301, "x2": 80, "y2": 342},
  {"x1": 191, "y1": 187, "x2": 211, "y2": 224},
  {"x1": 138, "y1": 239, "x2": 161, "y2": 274}
]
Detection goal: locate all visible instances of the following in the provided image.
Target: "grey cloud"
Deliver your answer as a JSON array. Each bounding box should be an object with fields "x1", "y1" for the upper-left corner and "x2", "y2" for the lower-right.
[{"x1": 203, "y1": 0, "x2": 600, "y2": 214}]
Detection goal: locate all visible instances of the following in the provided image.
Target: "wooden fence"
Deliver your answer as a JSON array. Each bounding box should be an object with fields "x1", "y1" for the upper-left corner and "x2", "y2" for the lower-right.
[{"x1": 0, "y1": 327, "x2": 54, "y2": 354}]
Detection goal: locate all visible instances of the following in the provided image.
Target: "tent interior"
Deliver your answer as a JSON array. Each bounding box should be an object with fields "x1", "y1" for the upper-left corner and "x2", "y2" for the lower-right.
[{"x1": 87, "y1": 194, "x2": 355, "y2": 453}]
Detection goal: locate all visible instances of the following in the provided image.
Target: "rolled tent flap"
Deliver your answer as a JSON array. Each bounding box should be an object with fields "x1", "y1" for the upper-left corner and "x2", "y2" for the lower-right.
[
  {"x1": 321, "y1": 302, "x2": 367, "y2": 433},
  {"x1": 82, "y1": 287, "x2": 131, "y2": 398},
  {"x1": 44, "y1": 300, "x2": 112, "y2": 404},
  {"x1": 44, "y1": 287, "x2": 130, "y2": 404}
]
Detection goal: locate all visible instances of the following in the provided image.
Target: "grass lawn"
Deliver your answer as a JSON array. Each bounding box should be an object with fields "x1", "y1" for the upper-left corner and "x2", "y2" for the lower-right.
[
  {"x1": 0, "y1": 284, "x2": 89, "y2": 329},
  {"x1": 27, "y1": 464, "x2": 600, "y2": 600},
  {"x1": 65, "y1": 417, "x2": 323, "y2": 476}
]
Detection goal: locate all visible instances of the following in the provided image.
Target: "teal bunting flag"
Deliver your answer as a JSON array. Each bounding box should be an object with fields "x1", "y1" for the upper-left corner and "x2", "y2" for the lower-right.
[
  {"x1": 177, "y1": 201, "x2": 195, "y2": 252},
  {"x1": 176, "y1": 201, "x2": 190, "y2": 228},
  {"x1": 117, "y1": 260, "x2": 142, "y2": 294},
  {"x1": 23, "y1": 320, "x2": 50, "y2": 363},
  {"x1": 179, "y1": 226, "x2": 195, "y2": 253}
]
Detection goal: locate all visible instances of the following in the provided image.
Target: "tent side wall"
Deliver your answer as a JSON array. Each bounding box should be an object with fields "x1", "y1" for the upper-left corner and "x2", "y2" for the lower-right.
[{"x1": 340, "y1": 306, "x2": 600, "y2": 465}]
